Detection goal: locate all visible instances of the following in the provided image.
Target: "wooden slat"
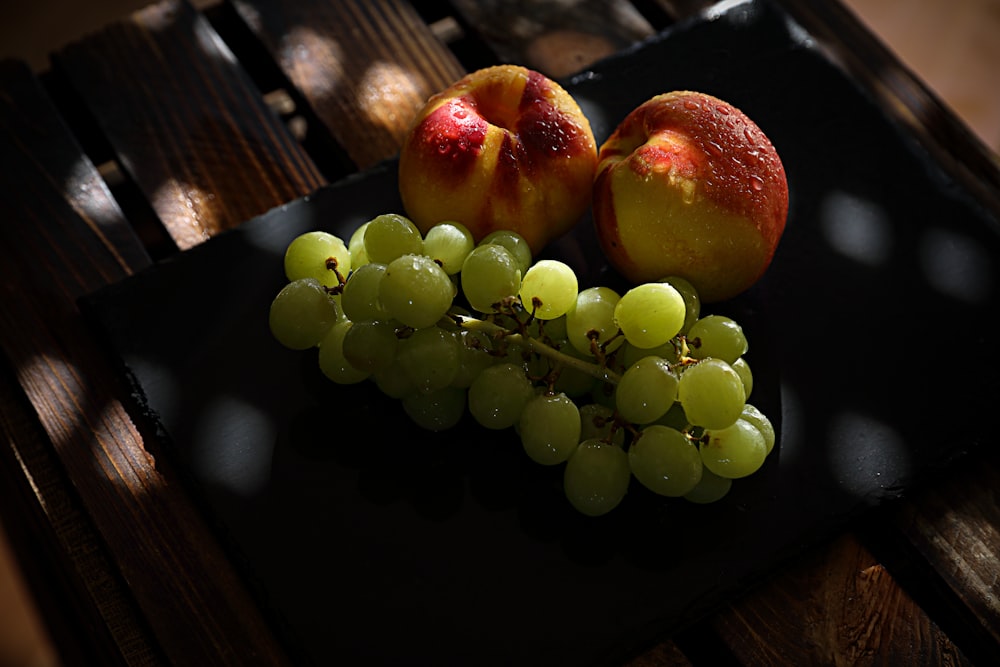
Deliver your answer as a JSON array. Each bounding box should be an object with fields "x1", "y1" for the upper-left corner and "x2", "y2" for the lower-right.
[
  {"x1": 624, "y1": 641, "x2": 692, "y2": 666},
  {"x1": 774, "y1": 0, "x2": 1000, "y2": 223},
  {"x1": 3, "y1": 3, "x2": 995, "y2": 666},
  {"x1": 1, "y1": 355, "x2": 163, "y2": 667},
  {"x1": 448, "y1": 0, "x2": 656, "y2": 78},
  {"x1": 698, "y1": 1, "x2": 1000, "y2": 662},
  {"x1": 51, "y1": 0, "x2": 326, "y2": 250},
  {"x1": 2, "y1": 61, "x2": 157, "y2": 663},
  {"x1": 0, "y1": 57, "x2": 150, "y2": 289},
  {"x1": 711, "y1": 532, "x2": 971, "y2": 665},
  {"x1": 647, "y1": 0, "x2": 717, "y2": 22},
  {"x1": 230, "y1": 0, "x2": 467, "y2": 169},
  {"x1": 893, "y1": 449, "x2": 1000, "y2": 648},
  {"x1": 625, "y1": 2, "x2": 999, "y2": 663},
  {"x1": 0, "y1": 58, "x2": 291, "y2": 666}
]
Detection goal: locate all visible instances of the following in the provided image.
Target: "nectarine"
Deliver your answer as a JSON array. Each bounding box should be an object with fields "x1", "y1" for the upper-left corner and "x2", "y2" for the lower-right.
[
  {"x1": 398, "y1": 65, "x2": 598, "y2": 255},
  {"x1": 592, "y1": 91, "x2": 788, "y2": 302}
]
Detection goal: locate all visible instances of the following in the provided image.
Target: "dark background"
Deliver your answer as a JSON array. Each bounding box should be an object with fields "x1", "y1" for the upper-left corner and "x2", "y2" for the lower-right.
[{"x1": 1, "y1": 1, "x2": 997, "y2": 665}]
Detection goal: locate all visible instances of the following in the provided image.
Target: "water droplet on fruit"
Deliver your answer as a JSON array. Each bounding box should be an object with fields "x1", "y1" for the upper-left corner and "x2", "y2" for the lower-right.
[
  {"x1": 454, "y1": 108, "x2": 468, "y2": 120},
  {"x1": 706, "y1": 141, "x2": 724, "y2": 157},
  {"x1": 683, "y1": 99, "x2": 698, "y2": 111},
  {"x1": 750, "y1": 176, "x2": 764, "y2": 191},
  {"x1": 716, "y1": 104, "x2": 730, "y2": 115}
]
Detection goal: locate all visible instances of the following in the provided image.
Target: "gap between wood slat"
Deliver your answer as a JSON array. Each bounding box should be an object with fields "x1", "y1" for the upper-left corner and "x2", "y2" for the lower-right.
[
  {"x1": 2, "y1": 51, "x2": 293, "y2": 667},
  {"x1": 228, "y1": 0, "x2": 467, "y2": 169},
  {"x1": 855, "y1": 506, "x2": 1000, "y2": 666},
  {"x1": 710, "y1": 532, "x2": 972, "y2": 665},
  {"x1": 52, "y1": 0, "x2": 326, "y2": 250}
]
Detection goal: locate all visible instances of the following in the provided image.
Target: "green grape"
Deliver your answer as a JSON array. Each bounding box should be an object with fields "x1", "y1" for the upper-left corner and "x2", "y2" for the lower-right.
[
  {"x1": 563, "y1": 439, "x2": 630, "y2": 517},
  {"x1": 653, "y1": 401, "x2": 690, "y2": 431},
  {"x1": 423, "y1": 221, "x2": 474, "y2": 275},
  {"x1": 628, "y1": 425, "x2": 703, "y2": 496},
  {"x1": 318, "y1": 321, "x2": 370, "y2": 384},
  {"x1": 522, "y1": 345, "x2": 551, "y2": 380},
  {"x1": 551, "y1": 341, "x2": 598, "y2": 398},
  {"x1": 589, "y1": 379, "x2": 617, "y2": 411},
  {"x1": 661, "y1": 276, "x2": 700, "y2": 333},
  {"x1": 402, "y1": 386, "x2": 467, "y2": 431},
  {"x1": 621, "y1": 339, "x2": 678, "y2": 369},
  {"x1": 348, "y1": 221, "x2": 370, "y2": 269},
  {"x1": 363, "y1": 213, "x2": 424, "y2": 264},
  {"x1": 480, "y1": 229, "x2": 532, "y2": 276},
  {"x1": 373, "y1": 362, "x2": 416, "y2": 399},
  {"x1": 461, "y1": 244, "x2": 522, "y2": 314},
  {"x1": 518, "y1": 393, "x2": 581, "y2": 465},
  {"x1": 490, "y1": 313, "x2": 520, "y2": 334},
  {"x1": 329, "y1": 292, "x2": 348, "y2": 323},
  {"x1": 341, "y1": 320, "x2": 398, "y2": 373},
  {"x1": 683, "y1": 467, "x2": 732, "y2": 504},
  {"x1": 615, "y1": 356, "x2": 678, "y2": 425},
  {"x1": 451, "y1": 329, "x2": 497, "y2": 388},
  {"x1": 518, "y1": 259, "x2": 578, "y2": 320},
  {"x1": 340, "y1": 262, "x2": 388, "y2": 322},
  {"x1": 565, "y1": 286, "x2": 624, "y2": 357},
  {"x1": 379, "y1": 254, "x2": 456, "y2": 329},
  {"x1": 578, "y1": 403, "x2": 624, "y2": 446},
  {"x1": 269, "y1": 278, "x2": 340, "y2": 350},
  {"x1": 540, "y1": 314, "x2": 568, "y2": 342},
  {"x1": 741, "y1": 403, "x2": 775, "y2": 454},
  {"x1": 687, "y1": 315, "x2": 748, "y2": 364},
  {"x1": 613, "y1": 282, "x2": 685, "y2": 349},
  {"x1": 395, "y1": 326, "x2": 460, "y2": 392},
  {"x1": 467, "y1": 362, "x2": 534, "y2": 429},
  {"x1": 732, "y1": 357, "x2": 753, "y2": 399},
  {"x1": 677, "y1": 358, "x2": 746, "y2": 429},
  {"x1": 283, "y1": 231, "x2": 351, "y2": 288},
  {"x1": 498, "y1": 337, "x2": 533, "y2": 371},
  {"x1": 700, "y1": 418, "x2": 767, "y2": 478}
]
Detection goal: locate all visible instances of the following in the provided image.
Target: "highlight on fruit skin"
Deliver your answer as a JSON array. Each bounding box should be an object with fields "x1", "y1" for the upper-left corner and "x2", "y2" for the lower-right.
[
  {"x1": 592, "y1": 90, "x2": 789, "y2": 303},
  {"x1": 397, "y1": 64, "x2": 599, "y2": 255}
]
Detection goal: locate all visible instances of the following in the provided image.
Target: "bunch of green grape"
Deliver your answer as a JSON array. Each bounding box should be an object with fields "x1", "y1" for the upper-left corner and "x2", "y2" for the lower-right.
[{"x1": 269, "y1": 213, "x2": 776, "y2": 517}]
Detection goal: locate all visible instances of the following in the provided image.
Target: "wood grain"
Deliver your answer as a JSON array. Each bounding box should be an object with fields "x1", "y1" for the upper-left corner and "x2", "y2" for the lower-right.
[
  {"x1": 51, "y1": 0, "x2": 325, "y2": 250},
  {"x1": 449, "y1": 0, "x2": 656, "y2": 78},
  {"x1": 231, "y1": 0, "x2": 467, "y2": 169},
  {"x1": 2, "y1": 1, "x2": 999, "y2": 665},
  {"x1": 0, "y1": 57, "x2": 291, "y2": 666},
  {"x1": 894, "y1": 450, "x2": 1000, "y2": 648},
  {"x1": 1, "y1": 355, "x2": 163, "y2": 667},
  {"x1": 623, "y1": 640, "x2": 692, "y2": 666},
  {"x1": 712, "y1": 532, "x2": 971, "y2": 665}
]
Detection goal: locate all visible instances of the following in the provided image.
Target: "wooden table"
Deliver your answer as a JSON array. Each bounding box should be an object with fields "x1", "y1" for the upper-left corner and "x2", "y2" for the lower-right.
[{"x1": 2, "y1": 0, "x2": 998, "y2": 664}]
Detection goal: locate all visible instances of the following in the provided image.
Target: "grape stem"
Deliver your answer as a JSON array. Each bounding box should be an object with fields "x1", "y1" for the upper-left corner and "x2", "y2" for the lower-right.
[
  {"x1": 452, "y1": 313, "x2": 623, "y2": 385},
  {"x1": 323, "y1": 257, "x2": 348, "y2": 295}
]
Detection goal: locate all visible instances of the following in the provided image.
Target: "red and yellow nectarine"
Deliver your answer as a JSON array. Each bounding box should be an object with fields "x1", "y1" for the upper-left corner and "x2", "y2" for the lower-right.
[
  {"x1": 398, "y1": 65, "x2": 598, "y2": 255},
  {"x1": 592, "y1": 91, "x2": 788, "y2": 302}
]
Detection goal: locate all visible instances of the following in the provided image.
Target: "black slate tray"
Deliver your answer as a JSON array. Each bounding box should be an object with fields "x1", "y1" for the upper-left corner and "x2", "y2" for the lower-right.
[{"x1": 83, "y1": 1, "x2": 1000, "y2": 665}]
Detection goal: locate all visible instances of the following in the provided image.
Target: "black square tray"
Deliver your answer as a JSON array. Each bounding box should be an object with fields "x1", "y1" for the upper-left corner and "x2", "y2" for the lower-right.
[{"x1": 84, "y1": 1, "x2": 1000, "y2": 665}]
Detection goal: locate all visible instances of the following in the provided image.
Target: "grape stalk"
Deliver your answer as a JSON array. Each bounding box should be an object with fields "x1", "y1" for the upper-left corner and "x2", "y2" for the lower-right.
[{"x1": 269, "y1": 215, "x2": 776, "y2": 516}]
